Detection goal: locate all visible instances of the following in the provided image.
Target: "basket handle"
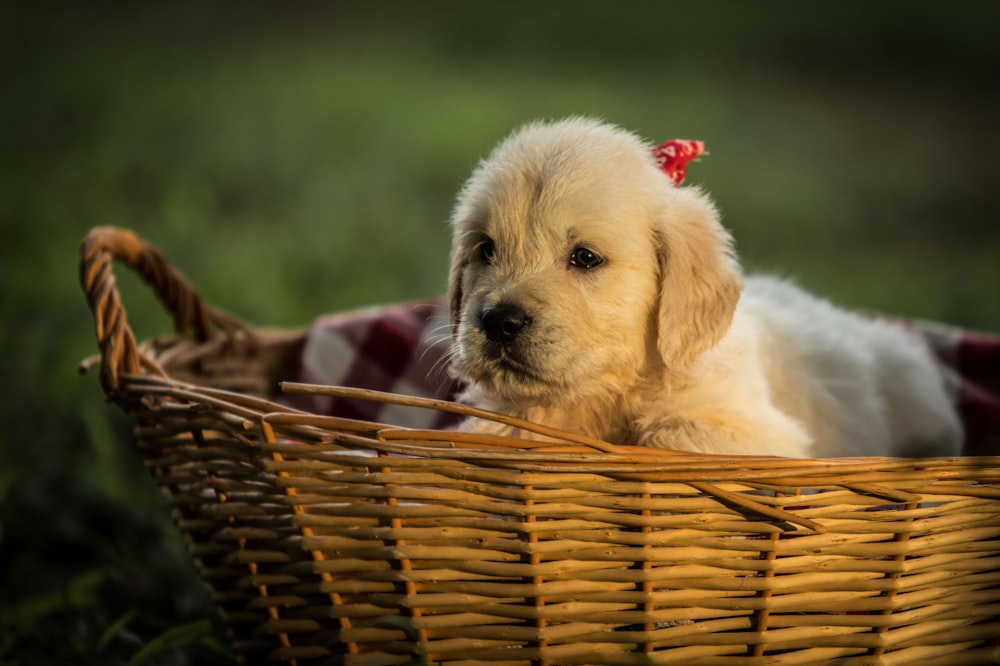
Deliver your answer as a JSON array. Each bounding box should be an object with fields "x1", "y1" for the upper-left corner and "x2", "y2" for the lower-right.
[{"x1": 79, "y1": 226, "x2": 244, "y2": 397}]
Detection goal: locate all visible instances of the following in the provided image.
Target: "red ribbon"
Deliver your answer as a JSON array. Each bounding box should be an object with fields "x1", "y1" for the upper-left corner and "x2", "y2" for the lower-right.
[{"x1": 651, "y1": 139, "x2": 706, "y2": 186}]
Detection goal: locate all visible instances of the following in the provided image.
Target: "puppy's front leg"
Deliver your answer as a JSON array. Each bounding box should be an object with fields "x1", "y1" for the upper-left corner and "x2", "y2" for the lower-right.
[
  {"x1": 457, "y1": 415, "x2": 554, "y2": 443},
  {"x1": 638, "y1": 411, "x2": 813, "y2": 458},
  {"x1": 458, "y1": 416, "x2": 518, "y2": 438}
]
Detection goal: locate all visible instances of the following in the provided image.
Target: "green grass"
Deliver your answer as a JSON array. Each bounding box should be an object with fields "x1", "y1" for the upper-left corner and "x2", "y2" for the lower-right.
[{"x1": 2, "y1": 2, "x2": 998, "y2": 662}]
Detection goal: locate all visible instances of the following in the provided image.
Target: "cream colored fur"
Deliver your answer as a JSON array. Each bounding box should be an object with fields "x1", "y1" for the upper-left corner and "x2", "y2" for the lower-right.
[{"x1": 447, "y1": 117, "x2": 962, "y2": 458}]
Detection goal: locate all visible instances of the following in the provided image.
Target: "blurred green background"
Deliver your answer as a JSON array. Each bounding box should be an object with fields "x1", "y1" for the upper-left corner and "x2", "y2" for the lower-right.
[{"x1": 2, "y1": 1, "x2": 998, "y2": 662}]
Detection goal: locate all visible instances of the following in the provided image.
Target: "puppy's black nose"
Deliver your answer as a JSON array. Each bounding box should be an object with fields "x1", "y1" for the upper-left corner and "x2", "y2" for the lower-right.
[{"x1": 480, "y1": 303, "x2": 530, "y2": 344}]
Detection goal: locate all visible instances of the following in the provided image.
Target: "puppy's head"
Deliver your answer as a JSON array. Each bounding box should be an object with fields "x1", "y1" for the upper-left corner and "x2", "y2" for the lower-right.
[{"x1": 448, "y1": 117, "x2": 741, "y2": 405}]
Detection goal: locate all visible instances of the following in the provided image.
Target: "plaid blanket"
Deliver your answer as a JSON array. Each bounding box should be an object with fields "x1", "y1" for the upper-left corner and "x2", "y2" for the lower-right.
[
  {"x1": 293, "y1": 299, "x2": 1000, "y2": 456},
  {"x1": 292, "y1": 301, "x2": 462, "y2": 430}
]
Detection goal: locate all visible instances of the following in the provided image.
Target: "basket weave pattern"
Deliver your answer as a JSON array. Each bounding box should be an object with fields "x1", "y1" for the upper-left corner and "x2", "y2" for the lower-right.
[{"x1": 81, "y1": 228, "x2": 1000, "y2": 665}]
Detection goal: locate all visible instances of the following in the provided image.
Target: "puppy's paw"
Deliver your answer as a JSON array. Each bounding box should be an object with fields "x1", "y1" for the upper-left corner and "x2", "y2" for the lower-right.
[
  {"x1": 457, "y1": 416, "x2": 527, "y2": 440},
  {"x1": 638, "y1": 414, "x2": 813, "y2": 458},
  {"x1": 457, "y1": 415, "x2": 577, "y2": 445},
  {"x1": 637, "y1": 418, "x2": 732, "y2": 454}
]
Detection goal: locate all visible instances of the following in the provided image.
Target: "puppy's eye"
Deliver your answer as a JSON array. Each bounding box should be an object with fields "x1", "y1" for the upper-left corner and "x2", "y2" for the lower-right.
[
  {"x1": 477, "y1": 239, "x2": 496, "y2": 264},
  {"x1": 569, "y1": 247, "x2": 604, "y2": 270}
]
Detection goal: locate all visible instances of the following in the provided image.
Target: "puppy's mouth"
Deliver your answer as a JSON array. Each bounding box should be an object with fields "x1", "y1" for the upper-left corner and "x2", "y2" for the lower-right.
[
  {"x1": 455, "y1": 336, "x2": 560, "y2": 398},
  {"x1": 475, "y1": 339, "x2": 546, "y2": 382}
]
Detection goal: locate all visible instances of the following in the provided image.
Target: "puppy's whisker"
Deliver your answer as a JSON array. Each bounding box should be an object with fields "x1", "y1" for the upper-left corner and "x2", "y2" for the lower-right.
[
  {"x1": 426, "y1": 347, "x2": 462, "y2": 395},
  {"x1": 422, "y1": 323, "x2": 454, "y2": 343},
  {"x1": 418, "y1": 326, "x2": 455, "y2": 365}
]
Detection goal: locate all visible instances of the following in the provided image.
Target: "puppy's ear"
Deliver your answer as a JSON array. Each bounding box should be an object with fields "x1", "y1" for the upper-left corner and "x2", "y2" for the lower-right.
[{"x1": 654, "y1": 188, "x2": 742, "y2": 374}]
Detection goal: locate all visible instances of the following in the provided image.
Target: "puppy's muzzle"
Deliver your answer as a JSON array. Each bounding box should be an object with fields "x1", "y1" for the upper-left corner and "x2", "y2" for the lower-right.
[{"x1": 480, "y1": 303, "x2": 531, "y2": 345}]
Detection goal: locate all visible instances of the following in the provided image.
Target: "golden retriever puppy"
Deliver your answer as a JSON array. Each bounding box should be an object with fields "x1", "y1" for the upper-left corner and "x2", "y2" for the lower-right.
[{"x1": 447, "y1": 117, "x2": 963, "y2": 458}]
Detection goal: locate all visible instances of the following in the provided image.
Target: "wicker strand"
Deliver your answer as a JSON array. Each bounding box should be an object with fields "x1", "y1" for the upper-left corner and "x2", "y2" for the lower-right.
[
  {"x1": 281, "y1": 382, "x2": 649, "y2": 454},
  {"x1": 750, "y1": 504, "x2": 781, "y2": 658},
  {"x1": 261, "y1": 420, "x2": 357, "y2": 657},
  {"x1": 79, "y1": 226, "x2": 253, "y2": 397}
]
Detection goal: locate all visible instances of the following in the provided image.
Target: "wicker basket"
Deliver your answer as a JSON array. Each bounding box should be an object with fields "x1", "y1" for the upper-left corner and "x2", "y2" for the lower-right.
[{"x1": 80, "y1": 227, "x2": 1000, "y2": 666}]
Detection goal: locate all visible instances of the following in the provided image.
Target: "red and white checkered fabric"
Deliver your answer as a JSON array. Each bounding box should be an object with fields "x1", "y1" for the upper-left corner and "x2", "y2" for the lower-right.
[
  {"x1": 291, "y1": 300, "x2": 462, "y2": 430},
  {"x1": 912, "y1": 319, "x2": 1000, "y2": 456},
  {"x1": 293, "y1": 299, "x2": 1000, "y2": 455}
]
